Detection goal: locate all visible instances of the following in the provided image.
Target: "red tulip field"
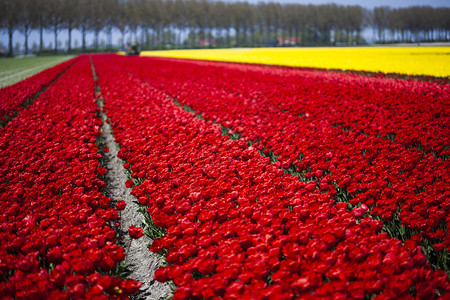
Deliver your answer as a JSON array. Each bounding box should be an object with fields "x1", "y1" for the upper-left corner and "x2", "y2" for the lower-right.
[{"x1": 0, "y1": 54, "x2": 448, "y2": 299}]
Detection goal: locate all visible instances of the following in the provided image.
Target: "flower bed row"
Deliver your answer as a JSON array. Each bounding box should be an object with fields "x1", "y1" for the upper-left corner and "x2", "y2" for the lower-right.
[
  {"x1": 122, "y1": 56, "x2": 449, "y2": 156},
  {"x1": 0, "y1": 55, "x2": 140, "y2": 299},
  {"x1": 0, "y1": 57, "x2": 78, "y2": 126},
  {"x1": 140, "y1": 47, "x2": 450, "y2": 79},
  {"x1": 105, "y1": 55, "x2": 449, "y2": 265},
  {"x1": 92, "y1": 55, "x2": 449, "y2": 299}
]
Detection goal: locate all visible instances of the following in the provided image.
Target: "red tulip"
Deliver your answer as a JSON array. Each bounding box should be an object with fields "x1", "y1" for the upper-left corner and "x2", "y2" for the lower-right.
[
  {"x1": 128, "y1": 225, "x2": 144, "y2": 239},
  {"x1": 30, "y1": 54, "x2": 443, "y2": 299},
  {"x1": 120, "y1": 279, "x2": 142, "y2": 294},
  {"x1": 125, "y1": 179, "x2": 134, "y2": 188},
  {"x1": 116, "y1": 200, "x2": 126, "y2": 211}
]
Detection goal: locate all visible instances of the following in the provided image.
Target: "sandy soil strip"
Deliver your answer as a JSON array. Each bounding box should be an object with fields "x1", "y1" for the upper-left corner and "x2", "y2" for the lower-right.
[
  {"x1": 98, "y1": 101, "x2": 173, "y2": 300},
  {"x1": 92, "y1": 60, "x2": 173, "y2": 299}
]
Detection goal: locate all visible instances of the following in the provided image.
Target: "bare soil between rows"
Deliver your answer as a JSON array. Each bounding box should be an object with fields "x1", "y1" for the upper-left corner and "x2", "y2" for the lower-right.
[{"x1": 97, "y1": 86, "x2": 173, "y2": 299}]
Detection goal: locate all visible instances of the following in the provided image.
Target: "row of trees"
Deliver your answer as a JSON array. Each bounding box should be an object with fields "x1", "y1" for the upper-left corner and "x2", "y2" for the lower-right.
[
  {"x1": 1, "y1": 0, "x2": 449, "y2": 56},
  {"x1": 373, "y1": 6, "x2": 450, "y2": 43}
]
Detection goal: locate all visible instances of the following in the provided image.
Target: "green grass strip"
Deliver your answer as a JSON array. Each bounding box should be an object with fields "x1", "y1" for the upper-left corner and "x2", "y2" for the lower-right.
[{"x1": 0, "y1": 56, "x2": 75, "y2": 87}]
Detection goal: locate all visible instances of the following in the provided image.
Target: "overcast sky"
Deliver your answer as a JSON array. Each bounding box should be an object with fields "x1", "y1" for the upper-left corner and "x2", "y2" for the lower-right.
[{"x1": 233, "y1": 0, "x2": 450, "y2": 8}]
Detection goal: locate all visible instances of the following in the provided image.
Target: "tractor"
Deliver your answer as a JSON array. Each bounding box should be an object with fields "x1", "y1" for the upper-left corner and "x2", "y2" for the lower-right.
[{"x1": 125, "y1": 42, "x2": 140, "y2": 56}]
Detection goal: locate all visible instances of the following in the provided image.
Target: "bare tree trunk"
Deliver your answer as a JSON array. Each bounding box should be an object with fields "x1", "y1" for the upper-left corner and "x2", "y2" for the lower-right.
[
  {"x1": 259, "y1": 25, "x2": 264, "y2": 47},
  {"x1": 54, "y1": 25, "x2": 58, "y2": 53},
  {"x1": 190, "y1": 28, "x2": 194, "y2": 48},
  {"x1": 166, "y1": 28, "x2": 170, "y2": 46},
  {"x1": 216, "y1": 29, "x2": 221, "y2": 48},
  {"x1": 8, "y1": 27, "x2": 13, "y2": 56},
  {"x1": 39, "y1": 22, "x2": 44, "y2": 52},
  {"x1": 270, "y1": 26, "x2": 275, "y2": 45},
  {"x1": 24, "y1": 25, "x2": 29, "y2": 54},
  {"x1": 152, "y1": 28, "x2": 156, "y2": 48},
  {"x1": 68, "y1": 23, "x2": 72, "y2": 53},
  {"x1": 95, "y1": 30, "x2": 100, "y2": 50},
  {"x1": 208, "y1": 28, "x2": 213, "y2": 48},
  {"x1": 263, "y1": 26, "x2": 267, "y2": 46},
  {"x1": 82, "y1": 27, "x2": 87, "y2": 52},
  {"x1": 107, "y1": 27, "x2": 113, "y2": 48},
  {"x1": 273, "y1": 27, "x2": 277, "y2": 45}
]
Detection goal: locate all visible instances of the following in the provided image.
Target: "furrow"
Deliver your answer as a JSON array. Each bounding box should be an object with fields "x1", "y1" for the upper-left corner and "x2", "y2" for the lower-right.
[
  {"x1": 90, "y1": 56, "x2": 174, "y2": 300},
  {"x1": 0, "y1": 57, "x2": 79, "y2": 129},
  {"x1": 0, "y1": 55, "x2": 142, "y2": 299},
  {"x1": 90, "y1": 54, "x2": 449, "y2": 298},
  {"x1": 110, "y1": 54, "x2": 449, "y2": 270}
]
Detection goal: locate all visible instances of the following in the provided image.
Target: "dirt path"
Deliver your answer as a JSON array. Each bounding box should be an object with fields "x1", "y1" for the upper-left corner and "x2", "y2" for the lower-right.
[{"x1": 92, "y1": 57, "x2": 173, "y2": 300}]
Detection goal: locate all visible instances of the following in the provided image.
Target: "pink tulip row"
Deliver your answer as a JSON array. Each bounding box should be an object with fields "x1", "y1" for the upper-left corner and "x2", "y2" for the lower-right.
[
  {"x1": 0, "y1": 58, "x2": 78, "y2": 126},
  {"x1": 105, "y1": 55, "x2": 449, "y2": 262},
  {"x1": 92, "y1": 54, "x2": 449, "y2": 299},
  {"x1": 0, "y1": 55, "x2": 141, "y2": 299}
]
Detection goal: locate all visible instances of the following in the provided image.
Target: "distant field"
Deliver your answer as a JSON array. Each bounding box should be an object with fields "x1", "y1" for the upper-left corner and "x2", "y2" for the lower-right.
[
  {"x1": 0, "y1": 56, "x2": 75, "y2": 87},
  {"x1": 138, "y1": 47, "x2": 450, "y2": 78}
]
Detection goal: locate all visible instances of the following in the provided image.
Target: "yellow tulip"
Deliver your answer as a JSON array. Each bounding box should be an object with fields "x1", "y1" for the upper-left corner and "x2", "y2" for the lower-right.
[{"x1": 136, "y1": 47, "x2": 450, "y2": 78}]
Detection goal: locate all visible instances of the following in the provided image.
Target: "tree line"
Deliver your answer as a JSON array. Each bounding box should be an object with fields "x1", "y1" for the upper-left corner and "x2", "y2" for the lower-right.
[{"x1": 1, "y1": 0, "x2": 449, "y2": 56}]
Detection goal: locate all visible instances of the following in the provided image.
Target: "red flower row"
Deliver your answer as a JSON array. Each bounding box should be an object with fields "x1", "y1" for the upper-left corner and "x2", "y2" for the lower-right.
[
  {"x1": 0, "y1": 58, "x2": 78, "y2": 125},
  {"x1": 0, "y1": 56, "x2": 141, "y2": 299},
  {"x1": 92, "y1": 54, "x2": 449, "y2": 299},
  {"x1": 123, "y1": 56, "x2": 449, "y2": 155},
  {"x1": 107, "y1": 55, "x2": 449, "y2": 255}
]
